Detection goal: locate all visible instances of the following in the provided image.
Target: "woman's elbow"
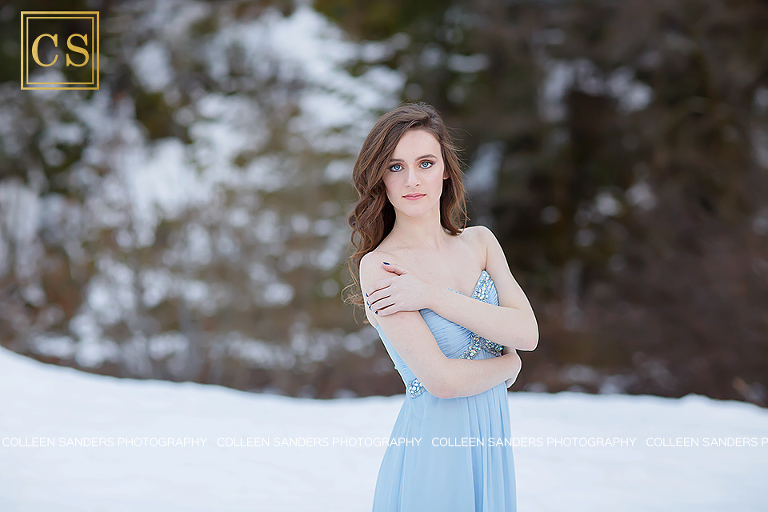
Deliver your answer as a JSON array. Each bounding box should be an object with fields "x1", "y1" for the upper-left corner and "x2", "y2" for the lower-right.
[
  {"x1": 519, "y1": 329, "x2": 538, "y2": 351},
  {"x1": 523, "y1": 320, "x2": 539, "y2": 351},
  {"x1": 528, "y1": 331, "x2": 539, "y2": 351}
]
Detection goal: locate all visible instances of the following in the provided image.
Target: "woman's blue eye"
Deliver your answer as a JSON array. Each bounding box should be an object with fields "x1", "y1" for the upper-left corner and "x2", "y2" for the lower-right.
[{"x1": 389, "y1": 161, "x2": 434, "y2": 172}]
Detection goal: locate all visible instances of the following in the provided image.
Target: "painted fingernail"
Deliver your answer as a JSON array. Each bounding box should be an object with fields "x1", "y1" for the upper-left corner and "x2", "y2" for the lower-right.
[
  {"x1": 365, "y1": 292, "x2": 368, "y2": 297},
  {"x1": 375, "y1": 311, "x2": 378, "y2": 315},
  {"x1": 383, "y1": 262, "x2": 390, "y2": 265}
]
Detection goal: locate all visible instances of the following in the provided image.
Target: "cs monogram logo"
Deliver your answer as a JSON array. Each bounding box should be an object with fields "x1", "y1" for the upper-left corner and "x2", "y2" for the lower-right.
[{"x1": 21, "y1": 11, "x2": 99, "y2": 90}]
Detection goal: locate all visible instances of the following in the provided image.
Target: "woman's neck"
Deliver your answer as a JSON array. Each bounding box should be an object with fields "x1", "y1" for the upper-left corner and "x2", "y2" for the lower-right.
[{"x1": 387, "y1": 211, "x2": 450, "y2": 252}]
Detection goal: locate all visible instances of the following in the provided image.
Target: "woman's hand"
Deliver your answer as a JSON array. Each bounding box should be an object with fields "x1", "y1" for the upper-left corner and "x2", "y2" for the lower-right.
[
  {"x1": 365, "y1": 262, "x2": 435, "y2": 315},
  {"x1": 503, "y1": 348, "x2": 522, "y2": 389}
]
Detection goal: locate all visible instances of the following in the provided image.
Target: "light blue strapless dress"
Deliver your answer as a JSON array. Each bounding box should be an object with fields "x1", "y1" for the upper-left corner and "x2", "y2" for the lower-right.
[{"x1": 372, "y1": 270, "x2": 517, "y2": 512}]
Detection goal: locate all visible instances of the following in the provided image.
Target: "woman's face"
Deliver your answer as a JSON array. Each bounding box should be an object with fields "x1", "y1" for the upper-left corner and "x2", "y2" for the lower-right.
[{"x1": 382, "y1": 129, "x2": 448, "y2": 217}]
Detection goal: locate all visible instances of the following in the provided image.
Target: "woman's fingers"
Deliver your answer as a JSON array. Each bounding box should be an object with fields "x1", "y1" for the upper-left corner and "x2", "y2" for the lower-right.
[
  {"x1": 368, "y1": 296, "x2": 395, "y2": 314},
  {"x1": 375, "y1": 302, "x2": 397, "y2": 315},
  {"x1": 381, "y1": 262, "x2": 406, "y2": 275},
  {"x1": 366, "y1": 277, "x2": 395, "y2": 298}
]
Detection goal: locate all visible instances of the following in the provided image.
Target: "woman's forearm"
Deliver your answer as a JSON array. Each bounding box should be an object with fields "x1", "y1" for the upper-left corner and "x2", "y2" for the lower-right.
[
  {"x1": 439, "y1": 352, "x2": 522, "y2": 399},
  {"x1": 428, "y1": 287, "x2": 538, "y2": 351}
]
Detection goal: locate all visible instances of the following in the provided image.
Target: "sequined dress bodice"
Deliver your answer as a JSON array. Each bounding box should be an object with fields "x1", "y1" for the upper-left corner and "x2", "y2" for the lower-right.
[{"x1": 373, "y1": 269, "x2": 503, "y2": 397}]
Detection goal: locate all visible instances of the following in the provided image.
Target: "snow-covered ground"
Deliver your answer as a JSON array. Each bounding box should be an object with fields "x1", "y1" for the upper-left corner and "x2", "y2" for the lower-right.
[{"x1": 1, "y1": 346, "x2": 766, "y2": 512}]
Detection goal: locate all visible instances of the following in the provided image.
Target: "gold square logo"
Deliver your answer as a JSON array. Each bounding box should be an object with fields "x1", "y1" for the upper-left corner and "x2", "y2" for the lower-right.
[{"x1": 21, "y1": 11, "x2": 99, "y2": 90}]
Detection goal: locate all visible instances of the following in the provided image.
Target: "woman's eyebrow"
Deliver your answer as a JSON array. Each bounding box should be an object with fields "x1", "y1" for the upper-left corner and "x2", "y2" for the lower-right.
[{"x1": 389, "y1": 154, "x2": 437, "y2": 162}]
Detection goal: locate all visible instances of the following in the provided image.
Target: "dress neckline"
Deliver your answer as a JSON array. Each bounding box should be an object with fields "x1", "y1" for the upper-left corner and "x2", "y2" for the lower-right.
[
  {"x1": 450, "y1": 269, "x2": 488, "y2": 298},
  {"x1": 373, "y1": 269, "x2": 488, "y2": 331}
]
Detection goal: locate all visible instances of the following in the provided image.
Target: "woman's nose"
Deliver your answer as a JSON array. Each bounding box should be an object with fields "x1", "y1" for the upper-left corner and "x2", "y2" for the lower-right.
[{"x1": 405, "y1": 166, "x2": 419, "y2": 186}]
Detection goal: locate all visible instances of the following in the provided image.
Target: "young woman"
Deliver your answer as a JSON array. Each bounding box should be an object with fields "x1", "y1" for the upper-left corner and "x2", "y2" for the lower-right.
[{"x1": 345, "y1": 102, "x2": 538, "y2": 511}]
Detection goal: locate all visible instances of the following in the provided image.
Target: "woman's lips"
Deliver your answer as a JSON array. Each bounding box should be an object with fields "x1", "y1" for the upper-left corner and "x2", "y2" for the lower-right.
[{"x1": 404, "y1": 193, "x2": 425, "y2": 200}]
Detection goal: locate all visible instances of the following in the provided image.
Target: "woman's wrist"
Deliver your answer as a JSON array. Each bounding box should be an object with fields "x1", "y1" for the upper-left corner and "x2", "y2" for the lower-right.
[{"x1": 426, "y1": 283, "x2": 446, "y2": 311}]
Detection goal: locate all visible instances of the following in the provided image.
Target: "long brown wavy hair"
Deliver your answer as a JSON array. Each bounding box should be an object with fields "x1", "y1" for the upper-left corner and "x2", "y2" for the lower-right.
[{"x1": 343, "y1": 102, "x2": 469, "y2": 321}]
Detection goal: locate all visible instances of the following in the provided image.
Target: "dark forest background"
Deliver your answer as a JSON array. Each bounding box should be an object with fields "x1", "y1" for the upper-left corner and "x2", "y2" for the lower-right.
[{"x1": 1, "y1": 0, "x2": 766, "y2": 407}]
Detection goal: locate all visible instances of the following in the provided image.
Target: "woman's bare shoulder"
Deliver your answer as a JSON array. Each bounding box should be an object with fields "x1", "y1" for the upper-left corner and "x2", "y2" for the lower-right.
[
  {"x1": 360, "y1": 247, "x2": 396, "y2": 264},
  {"x1": 464, "y1": 224, "x2": 493, "y2": 242},
  {"x1": 461, "y1": 225, "x2": 491, "y2": 262},
  {"x1": 359, "y1": 249, "x2": 400, "y2": 281}
]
